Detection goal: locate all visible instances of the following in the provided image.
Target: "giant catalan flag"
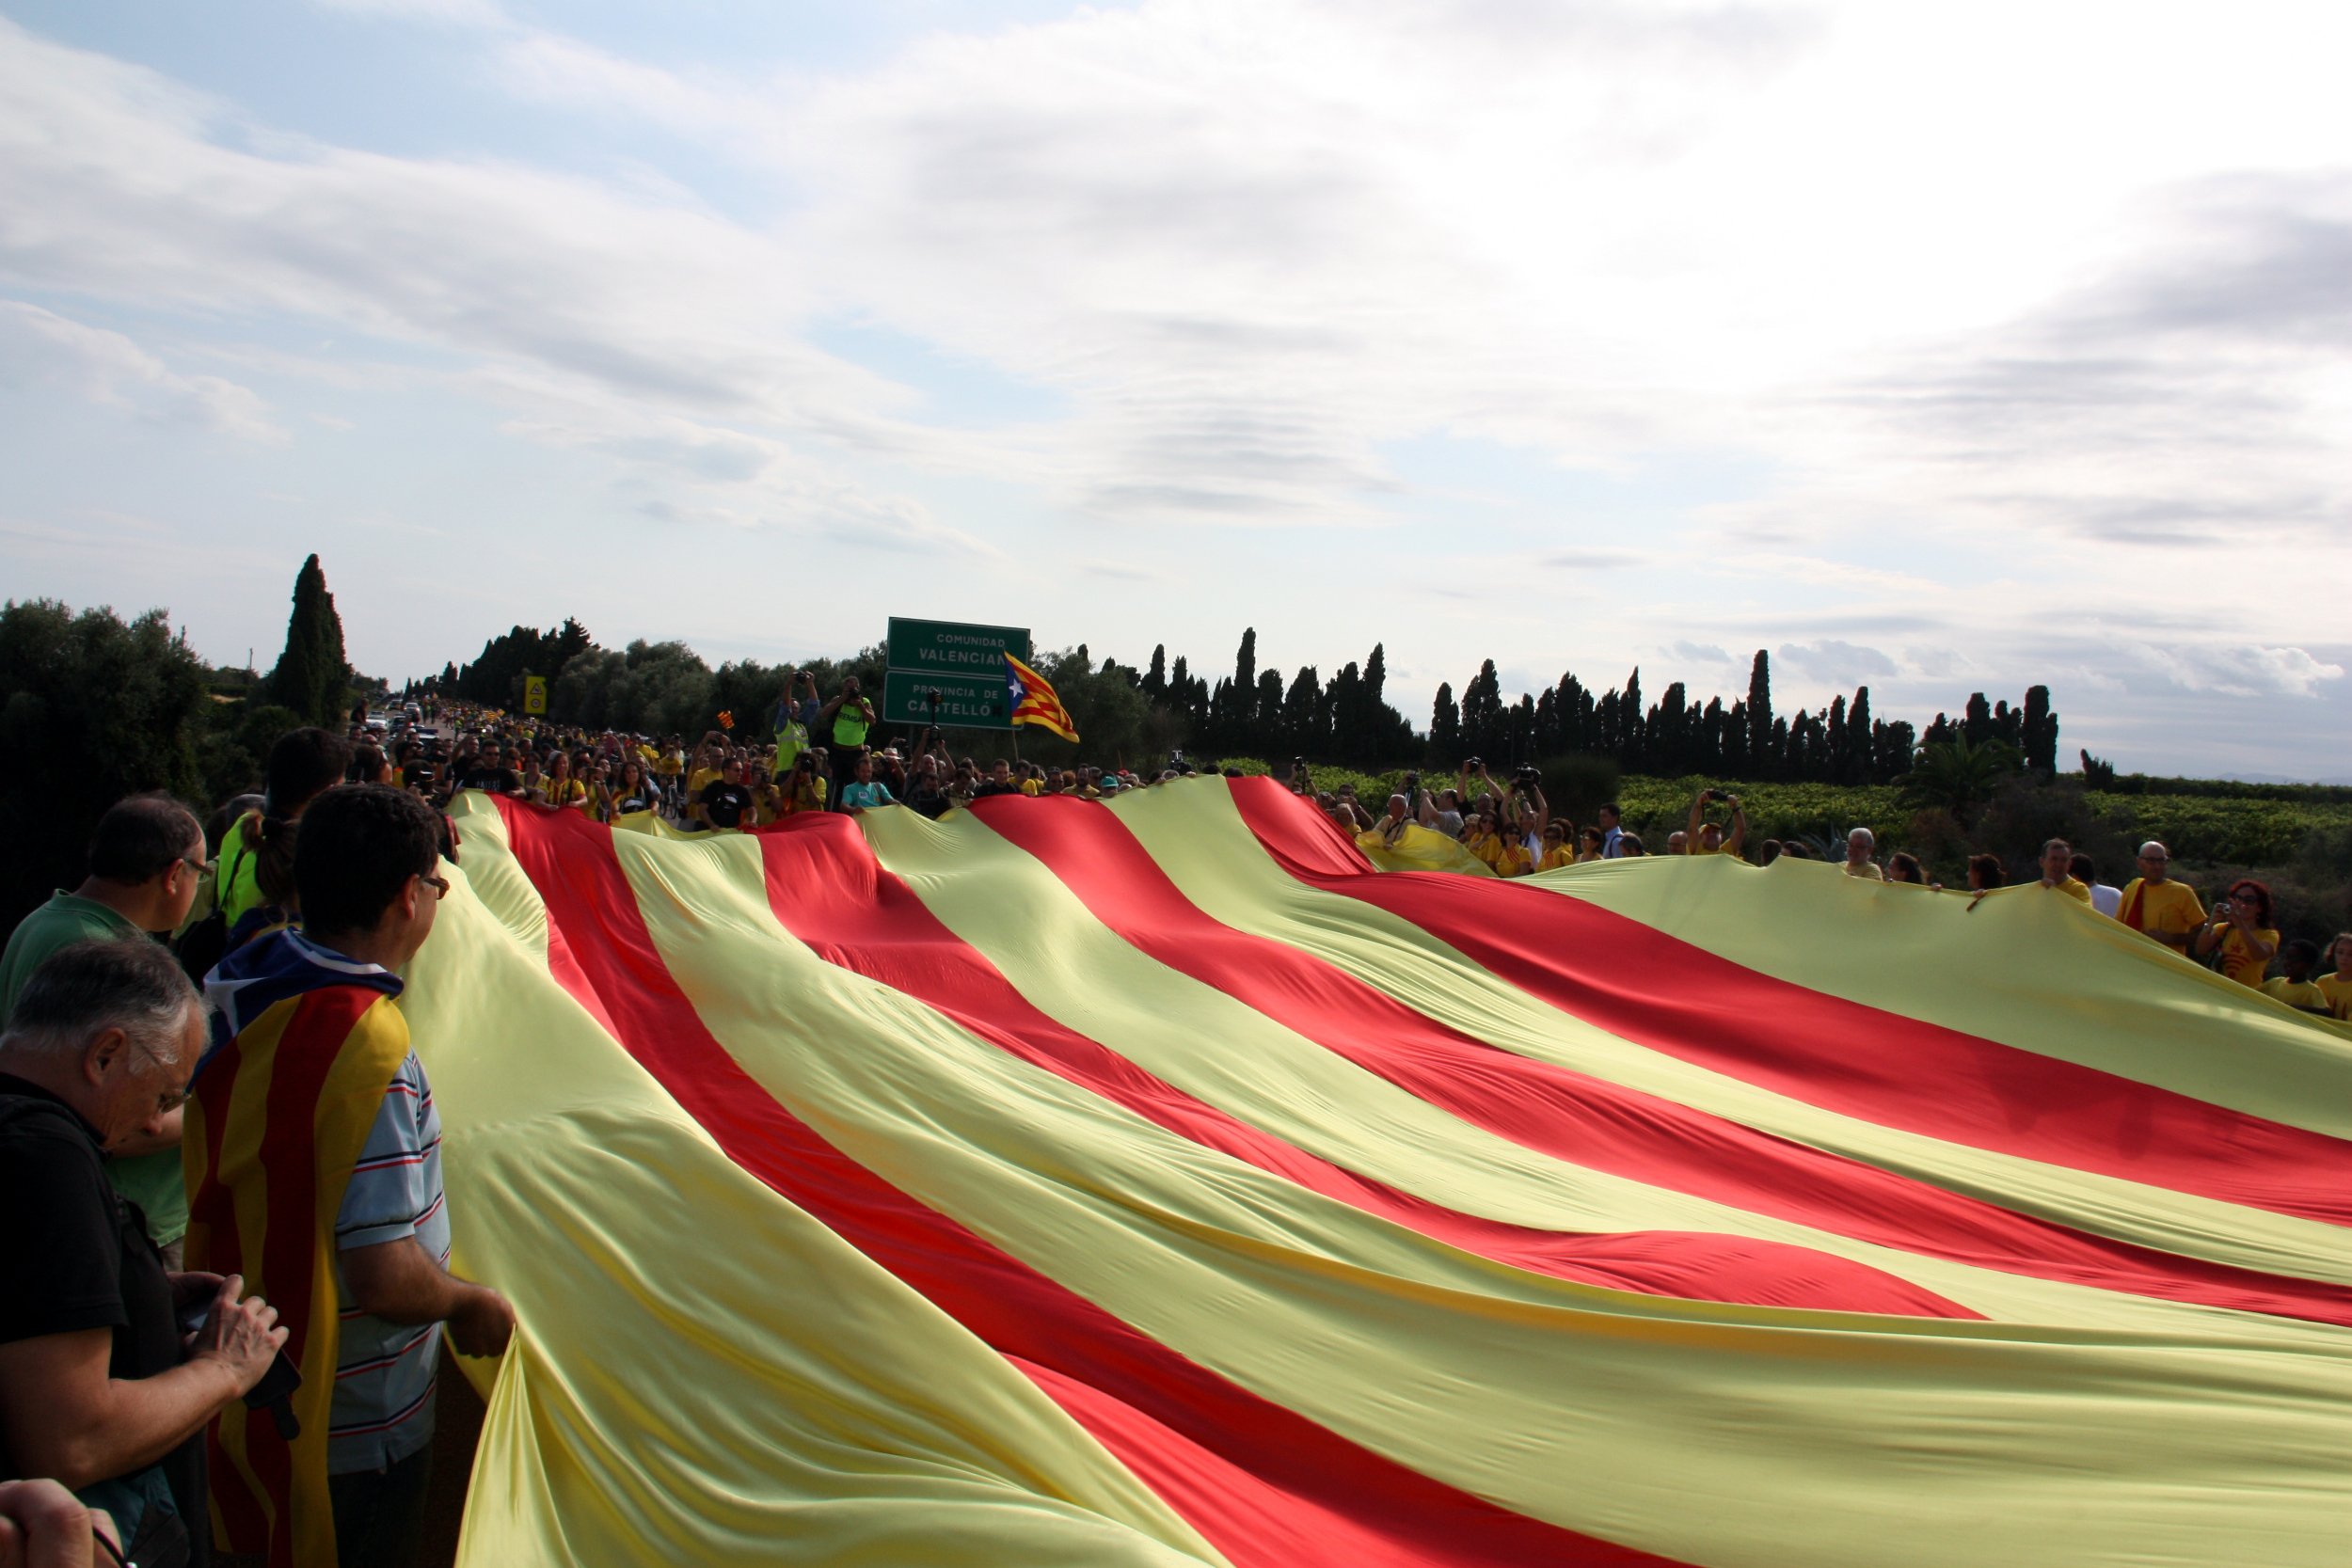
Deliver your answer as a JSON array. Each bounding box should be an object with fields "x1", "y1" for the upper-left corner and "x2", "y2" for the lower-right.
[{"x1": 407, "y1": 780, "x2": 2351, "y2": 1568}]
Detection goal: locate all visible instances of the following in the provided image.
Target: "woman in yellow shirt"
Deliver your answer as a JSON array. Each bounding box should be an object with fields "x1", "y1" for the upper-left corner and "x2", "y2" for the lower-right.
[
  {"x1": 2317, "y1": 934, "x2": 2352, "y2": 1020},
  {"x1": 1575, "y1": 826, "x2": 1605, "y2": 863},
  {"x1": 543, "y1": 751, "x2": 591, "y2": 812},
  {"x1": 1468, "y1": 810, "x2": 1531, "y2": 876},
  {"x1": 1535, "y1": 821, "x2": 1576, "y2": 871},
  {"x1": 2193, "y1": 878, "x2": 2281, "y2": 989},
  {"x1": 599, "y1": 759, "x2": 659, "y2": 821}
]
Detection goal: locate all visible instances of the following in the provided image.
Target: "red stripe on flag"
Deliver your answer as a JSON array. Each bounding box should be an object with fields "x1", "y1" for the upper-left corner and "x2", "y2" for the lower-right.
[
  {"x1": 1012, "y1": 1356, "x2": 1545, "y2": 1568},
  {"x1": 254, "y1": 985, "x2": 380, "y2": 1568},
  {"x1": 978, "y1": 795, "x2": 2352, "y2": 1328},
  {"x1": 186, "y1": 1040, "x2": 273, "y2": 1552},
  {"x1": 1230, "y1": 779, "x2": 2352, "y2": 1229},
  {"x1": 756, "y1": 810, "x2": 1972, "y2": 1318},
  {"x1": 493, "y1": 799, "x2": 1692, "y2": 1568}
]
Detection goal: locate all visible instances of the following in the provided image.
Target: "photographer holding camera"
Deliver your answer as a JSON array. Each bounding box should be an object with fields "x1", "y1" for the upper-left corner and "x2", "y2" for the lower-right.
[
  {"x1": 2194, "y1": 878, "x2": 2280, "y2": 989},
  {"x1": 1503, "y1": 767, "x2": 1549, "y2": 863},
  {"x1": 1455, "y1": 758, "x2": 1507, "y2": 814},
  {"x1": 1685, "y1": 787, "x2": 1748, "y2": 859},
  {"x1": 816, "y1": 678, "x2": 878, "y2": 814},
  {"x1": 771, "y1": 672, "x2": 818, "y2": 781}
]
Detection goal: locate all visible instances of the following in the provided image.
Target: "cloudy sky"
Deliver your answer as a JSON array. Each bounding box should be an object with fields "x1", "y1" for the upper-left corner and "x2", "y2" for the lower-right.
[{"x1": 2, "y1": 0, "x2": 2346, "y2": 779}]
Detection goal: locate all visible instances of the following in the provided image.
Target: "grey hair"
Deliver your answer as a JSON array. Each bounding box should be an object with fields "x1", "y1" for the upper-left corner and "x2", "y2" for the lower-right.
[
  {"x1": 0, "y1": 940, "x2": 200, "y2": 1071},
  {"x1": 1848, "y1": 827, "x2": 1875, "y2": 848}
]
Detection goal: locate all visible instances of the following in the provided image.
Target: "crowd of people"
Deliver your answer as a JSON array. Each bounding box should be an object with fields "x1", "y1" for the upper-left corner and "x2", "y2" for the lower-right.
[
  {"x1": 2, "y1": 763, "x2": 508, "y2": 1567},
  {"x1": 1319, "y1": 765, "x2": 2344, "y2": 1014},
  {"x1": 3, "y1": 682, "x2": 2347, "y2": 1566},
  {"x1": 368, "y1": 679, "x2": 1158, "y2": 832}
]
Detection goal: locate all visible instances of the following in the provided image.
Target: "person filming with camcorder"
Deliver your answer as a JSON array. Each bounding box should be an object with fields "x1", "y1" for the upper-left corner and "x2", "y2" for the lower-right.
[{"x1": 1685, "y1": 786, "x2": 1748, "y2": 858}]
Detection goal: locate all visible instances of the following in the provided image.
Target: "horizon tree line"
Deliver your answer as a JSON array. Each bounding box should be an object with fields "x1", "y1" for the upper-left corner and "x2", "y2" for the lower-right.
[{"x1": 434, "y1": 609, "x2": 2058, "y2": 788}]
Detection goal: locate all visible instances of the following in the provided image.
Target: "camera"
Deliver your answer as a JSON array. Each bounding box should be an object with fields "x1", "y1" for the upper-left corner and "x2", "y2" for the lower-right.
[{"x1": 2214, "y1": 900, "x2": 2233, "y2": 917}]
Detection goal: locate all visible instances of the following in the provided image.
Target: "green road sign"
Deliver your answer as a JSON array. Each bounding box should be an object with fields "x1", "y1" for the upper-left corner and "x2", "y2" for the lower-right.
[
  {"x1": 882, "y1": 670, "x2": 1009, "y2": 730},
  {"x1": 887, "y1": 617, "x2": 1030, "y2": 678}
]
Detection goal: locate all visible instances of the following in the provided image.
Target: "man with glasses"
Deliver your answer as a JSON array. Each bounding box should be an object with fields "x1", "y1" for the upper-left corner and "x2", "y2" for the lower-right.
[
  {"x1": 2114, "y1": 840, "x2": 2204, "y2": 950},
  {"x1": 0, "y1": 794, "x2": 210, "y2": 1265},
  {"x1": 197, "y1": 785, "x2": 514, "y2": 1568},
  {"x1": 0, "y1": 939, "x2": 292, "y2": 1566}
]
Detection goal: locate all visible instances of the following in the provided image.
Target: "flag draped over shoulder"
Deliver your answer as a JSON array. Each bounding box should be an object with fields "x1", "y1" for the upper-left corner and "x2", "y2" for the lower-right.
[
  {"x1": 401, "y1": 782, "x2": 2351, "y2": 1568},
  {"x1": 185, "y1": 931, "x2": 409, "y2": 1568},
  {"x1": 1004, "y1": 650, "x2": 1080, "y2": 741}
]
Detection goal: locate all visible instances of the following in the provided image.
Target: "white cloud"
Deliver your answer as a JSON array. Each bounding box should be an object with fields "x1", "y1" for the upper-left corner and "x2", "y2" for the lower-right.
[
  {"x1": 1774, "y1": 640, "x2": 1899, "y2": 684},
  {"x1": 0, "y1": 301, "x2": 288, "y2": 442},
  {"x1": 2124, "y1": 642, "x2": 2346, "y2": 700},
  {"x1": 3, "y1": 6, "x2": 2351, "y2": 775}
]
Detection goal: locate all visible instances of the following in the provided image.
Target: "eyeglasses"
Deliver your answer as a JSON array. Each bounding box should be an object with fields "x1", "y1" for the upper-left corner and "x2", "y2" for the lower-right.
[
  {"x1": 420, "y1": 873, "x2": 452, "y2": 897},
  {"x1": 181, "y1": 853, "x2": 215, "y2": 878}
]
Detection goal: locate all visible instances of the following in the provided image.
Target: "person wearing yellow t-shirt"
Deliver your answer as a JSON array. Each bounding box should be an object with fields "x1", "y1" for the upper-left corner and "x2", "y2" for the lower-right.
[
  {"x1": 2261, "y1": 940, "x2": 2333, "y2": 1014},
  {"x1": 1535, "y1": 822, "x2": 1576, "y2": 871},
  {"x1": 1841, "y1": 828, "x2": 1885, "y2": 879},
  {"x1": 2035, "y1": 838, "x2": 2093, "y2": 904},
  {"x1": 1462, "y1": 813, "x2": 1508, "y2": 874},
  {"x1": 2114, "y1": 841, "x2": 2204, "y2": 950},
  {"x1": 776, "y1": 752, "x2": 829, "y2": 816},
  {"x1": 685, "y1": 736, "x2": 728, "y2": 803},
  {"x1": 2193, "y1": 877, "x2": 2280, "y2": 989},
  {"x1": 1484, "y1": 813, "x2": 1532, "y2": 876},
  {"x1": 1684, "y1": 788, "x2": 1746, "y2": 859},
  {"x1": 541, "y1": 752, "x2": 590, "y2": 812},
  {"x1": 2315, "y1": 934, "x2": 2352, "y2": 1021}
]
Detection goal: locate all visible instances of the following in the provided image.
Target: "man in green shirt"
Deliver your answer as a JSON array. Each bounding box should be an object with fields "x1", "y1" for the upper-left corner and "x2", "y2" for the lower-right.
[{"x1": 0, "y1": 794, "x2": 209, "y2": 1267}]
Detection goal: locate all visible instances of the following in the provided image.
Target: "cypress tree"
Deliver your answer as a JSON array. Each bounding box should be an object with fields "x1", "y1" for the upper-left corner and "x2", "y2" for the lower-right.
[
  {"x1": 1430, "y1": 682, "x2": 1461, "y2": 762},
  {"x1": 264, "y1": 553, "x2": 348, "y2": 726},
  {"x1": 1254, "y1": 668, "x2": 1284, "y2": 751},
  {"x1": 1620, "y1": 668, "x2": 1644, "y2": 769},
  {"x1": 2021, "y1": 685, "x2": 2058, "y2": 772},
  {"x1": 1654, "y1": 682, "x2": 1688, "y2": 773},
  {"x1": 1744, "y1": 650, "x2": 1773, "y2": 779},
  {"x1": 1461, "y1": 660, "x2": 1506, "y2": 760}
]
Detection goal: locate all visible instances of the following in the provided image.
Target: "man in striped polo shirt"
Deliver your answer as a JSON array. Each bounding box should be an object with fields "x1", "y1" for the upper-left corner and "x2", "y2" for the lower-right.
[{"x1": 196, "y1": 786, "x2": 513, "y2": 1568}]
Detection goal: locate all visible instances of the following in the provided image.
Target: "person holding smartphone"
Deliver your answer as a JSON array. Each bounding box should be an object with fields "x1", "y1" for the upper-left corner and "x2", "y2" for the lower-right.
[{"x1": 0, "y1": 942, "x2": 292, "y2": 1567}]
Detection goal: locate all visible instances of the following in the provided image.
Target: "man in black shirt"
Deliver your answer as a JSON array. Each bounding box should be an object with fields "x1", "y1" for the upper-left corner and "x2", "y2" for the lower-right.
[
  {"x1": 0, "y1": 941, "x2": 289, "y2": 1565},
  {"x1": 971, "y1": 757, "x2": 1023, "y2": 800},
  {"x1": 696, "y1": 759, "x2": 756, "y2": 831},
  {"x1": 455, "y1": 744, "x2": 525, "y2": 796}
]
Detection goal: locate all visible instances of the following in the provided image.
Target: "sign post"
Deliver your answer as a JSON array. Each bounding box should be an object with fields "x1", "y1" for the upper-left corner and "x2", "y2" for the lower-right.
[
  {"x1": 884, "y1": 617, "x2": 1030, "y2": 732},
  {"x1": 523, "y1": 674, "x2": 548, "y2": 716}
]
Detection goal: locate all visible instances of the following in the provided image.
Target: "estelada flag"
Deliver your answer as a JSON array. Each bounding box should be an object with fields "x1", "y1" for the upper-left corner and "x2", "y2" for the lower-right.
[
  {"x1": 1003, "y1": 651, "x2": 1079, "y2": 742},
  {"x1": 185, "y1": 930, "x2": 408, "y2": 1568}
]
